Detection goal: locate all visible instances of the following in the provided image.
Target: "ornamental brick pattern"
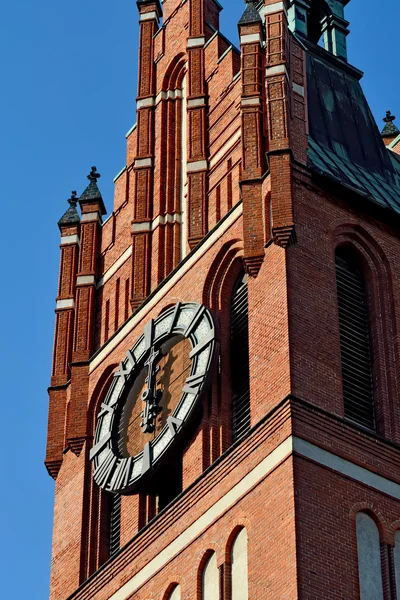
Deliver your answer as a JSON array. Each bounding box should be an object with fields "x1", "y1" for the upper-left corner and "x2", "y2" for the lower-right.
[{"x1": 46, "y1": 1, "x2": 400, "y2": 599}]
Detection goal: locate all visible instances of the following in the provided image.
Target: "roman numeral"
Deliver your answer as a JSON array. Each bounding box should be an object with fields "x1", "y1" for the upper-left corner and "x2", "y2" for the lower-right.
[
  {"x1": 189, "y1": 330, "x2": 214, "y2": 358},
  {"x1": 126, "y1": 349, "x2": 136, "y2": 369},
  {"x1": 168, "y1": 302, "x2": 181, "y2": 334},
  {"x1": 98, "y1": 402, "x2": 115, "y2": 419},
  {"x1": 167, "y1": 416, "x2": 183, "y2": 436},
  {"x1": 141, "y1": 442, "x2": 152, "y2": 475},
  {"x1": 144, "y1": 319, "x2": 155, "y2": 350},
  {"x1": 94, "y1": 450, "x2": 118, "y2": 489},
  {"x1": 110, "y1": 458, "x2": 132, "y2": 492},
  {"x1": 183, "y1": 305, "x2": 206, "y2": 338},
  {"x1": 90, "y1": 431, "x2": 112, "y2": 460},
  {"x1": 182, "y1": 372, "x2": 205, "y2": 395},
  {"x1": 114, "y1": 361, "x2": 132, "y2": 382}
]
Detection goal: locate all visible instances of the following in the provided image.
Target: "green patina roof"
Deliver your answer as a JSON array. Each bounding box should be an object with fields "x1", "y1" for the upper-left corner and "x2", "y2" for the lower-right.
[{"x1": 306, "y1": 44, "x2": 400, "y2": 217}]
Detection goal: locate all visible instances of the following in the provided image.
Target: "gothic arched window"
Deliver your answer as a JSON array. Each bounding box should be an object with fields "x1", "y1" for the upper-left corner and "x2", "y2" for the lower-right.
[
  {"x1": 231, "y1": 273, "x2": 251, "y2": 442},
  {"x1": 231, "y1": 528, "x2": 249, "y2": 600},
  {"x1": 202, "y1": 552, "x2": 219, "y2": 600},
  {"x1": 356, "y1": 512, "x2": 384, "y2": 599},
  {"x1": 335, "y1": 248, "x2": 375, "y2": 430}
]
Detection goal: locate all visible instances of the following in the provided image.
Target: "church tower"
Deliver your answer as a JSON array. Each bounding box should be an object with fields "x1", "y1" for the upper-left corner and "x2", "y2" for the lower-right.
[{"x1": 46, "y1": 1, "x2": 400, "y2": 598}]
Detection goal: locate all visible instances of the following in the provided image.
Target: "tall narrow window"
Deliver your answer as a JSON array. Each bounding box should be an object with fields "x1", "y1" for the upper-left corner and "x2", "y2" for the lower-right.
[
  {"x1": 356, "y1": 513, "x2": 384, "y2": 599},
  {"x1": 231, "y1": 528, "x2": 249, "y2": 600},
  {"x1": 109, "y1": 493, "x2": 121, "y2": 558},
  {"x1": 104, "y1": 299, "x2": 110, "y2": 343},
  {"x1": 202, "y1": 552, "x2": 219, "y2": 600},
  {"x1": 227, "y1": 158, "x2": 233, "y2": 211},
  {"x1": 231, "y1": 273, "x2": 251, "y2": 442},
  {"x1": 335, "y1": 248, "x2": 375, "y2": 430},
  {"x1": 180, "y1": 74, "x2": 188, "y2": 260},
  {"x1": 114, "y1": 277, "x2": 120, "y2": 331},
  {"x1": 125, "y1": 278, "x2": 130, "y2": 321}
]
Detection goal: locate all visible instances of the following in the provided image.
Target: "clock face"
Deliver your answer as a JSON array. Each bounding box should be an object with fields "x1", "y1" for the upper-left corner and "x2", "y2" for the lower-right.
[{"x1": 90, "y1": 302, "x2": 217, "y2": 494}]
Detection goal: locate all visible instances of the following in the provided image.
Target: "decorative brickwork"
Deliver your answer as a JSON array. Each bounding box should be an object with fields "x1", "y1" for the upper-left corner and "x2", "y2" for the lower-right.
[{"x1": 46, "y1": 1, "x2": 400, "y2": 599}]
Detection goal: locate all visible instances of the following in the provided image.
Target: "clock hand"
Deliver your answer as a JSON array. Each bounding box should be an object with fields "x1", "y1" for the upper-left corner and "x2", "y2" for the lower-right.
[{"x1": 140, "y1": 346, "x2": 163, "y2": 433}]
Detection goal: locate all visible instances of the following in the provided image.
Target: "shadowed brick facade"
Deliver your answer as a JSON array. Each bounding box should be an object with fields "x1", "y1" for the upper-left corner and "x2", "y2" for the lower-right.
[{"x1": 46, "y1": 1, "x2": 400, "y2": 598}]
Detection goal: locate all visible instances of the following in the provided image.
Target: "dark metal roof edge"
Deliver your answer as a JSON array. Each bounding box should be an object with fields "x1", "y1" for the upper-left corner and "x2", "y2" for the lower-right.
[
  {"x1": 309, "y1": 163, "x2": 400, "y2": 226},
  {"x1": 302, "y1": 38, "x2": 364, "y2": 80}
]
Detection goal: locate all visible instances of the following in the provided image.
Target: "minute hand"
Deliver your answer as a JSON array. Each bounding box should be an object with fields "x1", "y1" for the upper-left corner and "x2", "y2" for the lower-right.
[{"x1": 140, "y1": 346, "x2": 161, "y2": 433}]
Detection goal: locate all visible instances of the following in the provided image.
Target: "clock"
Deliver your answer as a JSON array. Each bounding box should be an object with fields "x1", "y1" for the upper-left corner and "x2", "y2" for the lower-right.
[{"x1": 90, "y1": 302, "x2": 218, "y2": 494}]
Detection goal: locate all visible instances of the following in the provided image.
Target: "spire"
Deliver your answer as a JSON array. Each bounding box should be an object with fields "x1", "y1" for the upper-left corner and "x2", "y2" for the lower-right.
[
  {"x1": 238, "y1": 0, "x2": 262, "y2": 26},
  {"x1": 381, "y1": 111, "x2": 400, "y2": 139},
  {"x1": 58, "y1": 191, "x2": 80, "y2": 229},
  {"x1": 79, "y1": 166, "x2": 106, "y2": 214}
]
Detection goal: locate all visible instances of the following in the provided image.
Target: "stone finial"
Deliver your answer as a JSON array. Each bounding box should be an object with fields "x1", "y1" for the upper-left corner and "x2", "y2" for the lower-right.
[
  {"x1": 79, "y1": 165, "x2": 106, "y2": 215},
  {"x1": 58, "y1": 191, "x2": 80, "y2": 229},
  {"x1": 381, "y1": 111, "x2": 400, "y2": 139},
  {"x1": 68, "y1": 191, "x2": 78, "y2": 207},
  {"x1": 87, "y1": 166, "x2": 101, "y2": 183}
]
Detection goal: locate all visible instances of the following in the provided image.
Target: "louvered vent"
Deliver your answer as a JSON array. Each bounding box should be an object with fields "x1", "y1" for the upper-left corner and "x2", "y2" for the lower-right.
[
  {"x1": 336, "y1": 251, "x2": 375, "y2": 431},
  {"x1": 231, "y1": 273, "x2": 251, "y2": 442},
  {"x1": 109, "y1": 493, "x2": 121, "y2": 557}
]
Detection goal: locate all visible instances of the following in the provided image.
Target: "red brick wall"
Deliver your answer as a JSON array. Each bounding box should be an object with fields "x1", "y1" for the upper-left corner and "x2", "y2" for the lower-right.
[
  {"x1": 46, "y1": 1, "x2": 400, "y2": 598},
  {"x1": 287, "y1": 178, "x2": 400, "y2": 442},
  {"x1": 295, "y1": 457, "x2": 400, "y2": 599}
]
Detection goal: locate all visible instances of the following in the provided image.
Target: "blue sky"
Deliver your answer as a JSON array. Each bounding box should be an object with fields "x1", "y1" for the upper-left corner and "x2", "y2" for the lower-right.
[{"x1": 0, "y1": 1, "x2": 398, "y2": 597}]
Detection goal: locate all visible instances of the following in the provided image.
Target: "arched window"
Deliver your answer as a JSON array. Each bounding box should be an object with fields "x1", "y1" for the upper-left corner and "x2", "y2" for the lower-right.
[
  {"x1": 231, "y1": 528, "x2": 249, "y2": 600},
  {"x1": 231, "y1": 273, "x2": 251, "y2": 442},
  {"x1": 166, "y1": 584, "x2": 181, "y2": 600},
  {"x1": 356, "y1": 513, "x2": 384, "y2": 599},
  {"x1": 335, "y1": 248, "x2": 375, "y2": 430},
  {"x1": 109, "y1": 493, "x2": 121, "y2": 557},
  {"x1": 202, "y1": 552, "x2": 219, "y2": 600}
]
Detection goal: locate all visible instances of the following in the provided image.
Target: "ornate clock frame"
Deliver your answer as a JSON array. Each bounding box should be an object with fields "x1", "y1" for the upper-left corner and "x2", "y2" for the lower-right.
[{"x1": 90, "y1": 302, "x2": 218, "y2": 494}]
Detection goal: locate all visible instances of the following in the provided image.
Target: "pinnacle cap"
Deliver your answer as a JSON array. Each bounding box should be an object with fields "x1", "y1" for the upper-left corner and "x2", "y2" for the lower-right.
[{"x1": 58, "y1": 191, "x2": 80, "y2": 229}]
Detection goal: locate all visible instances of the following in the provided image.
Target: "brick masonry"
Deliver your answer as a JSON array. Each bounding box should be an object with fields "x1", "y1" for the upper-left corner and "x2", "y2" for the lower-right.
[{"x1": 45, "y1": 0, "x2": 400, "y2": 598}]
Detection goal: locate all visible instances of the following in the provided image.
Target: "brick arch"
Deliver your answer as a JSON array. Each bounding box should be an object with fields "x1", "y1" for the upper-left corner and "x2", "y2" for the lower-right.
[
  {"x1": 330, "y1": 221, "x2": 400, "y2": 441},
  {"x1": 87, "y1": 363, "x2": 119, "y2": 437},
  {"x1": 224, "y1": 520, "x2": 251, "y2": 564},
  {"x1": 196, "y1": 541, "x2": 223, "y2": 567},
  {"x1": 349, "y1": 502, "x2": 392, "y2": 544},
  {"x1": 202, "y1": 240, "x2": 244, "y2": 454},
  {"x1": 161, "y1": 582, "x2": 181, "y2": 600},
  {"x1": 196, "y1": 546, "x2": 222, "y2": 600},
  {"x1": 331, "y1": 221, "x2": 392, "y2": 274},
  {"x1": 162, "y1": 53, "x2": 186, "y2": 91},
  {"x1": 389, "y1": 519, "x2": 400, "y2": 545},
  {"x1": 202, "y1": 239, "x2": 243, "y2": 310}
]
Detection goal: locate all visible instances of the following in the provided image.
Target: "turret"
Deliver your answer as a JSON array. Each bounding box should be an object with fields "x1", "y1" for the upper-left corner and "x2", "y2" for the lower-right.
[
  {"x1": 238, "y1": 1, "x2": 266, "y2": 276},
  {"x1": 67, "y1": 167, "x2": 105, "y2": 455},
  {"x1": 46, "y1": 191, "x2": 81, "y2": 478}
]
